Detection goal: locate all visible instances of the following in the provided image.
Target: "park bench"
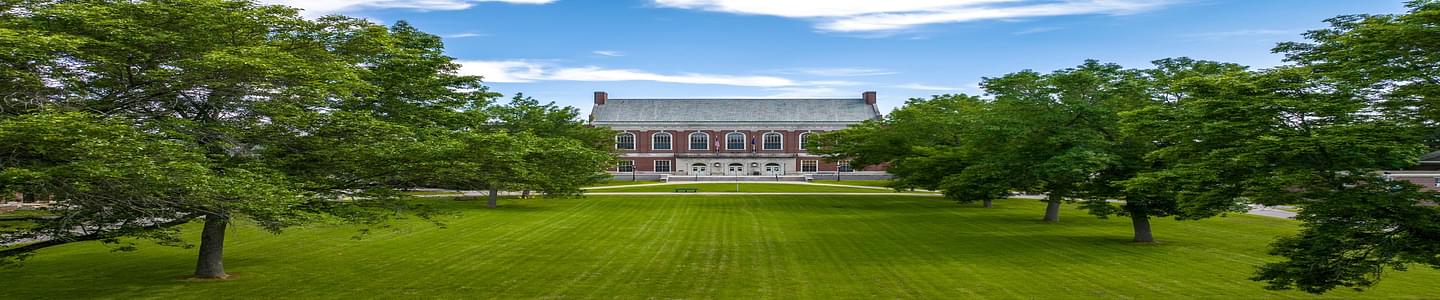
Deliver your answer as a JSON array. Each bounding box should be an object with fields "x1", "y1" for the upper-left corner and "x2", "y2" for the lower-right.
[{"x1": 673, "y1": 188, "x2": 698, "y2": 193}]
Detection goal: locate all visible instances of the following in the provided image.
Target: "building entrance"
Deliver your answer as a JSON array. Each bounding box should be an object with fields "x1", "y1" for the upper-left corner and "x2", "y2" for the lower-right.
[{"x1": 764, "y1": 163, "x2": 782, "y2": 175}]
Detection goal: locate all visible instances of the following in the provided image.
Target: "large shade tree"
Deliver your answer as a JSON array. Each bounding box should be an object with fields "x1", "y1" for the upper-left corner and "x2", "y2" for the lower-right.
[
  {"x1": 0, "y1": 0, "x2": 610, "y2": 279},
  {"x1": 1125, "y1": 65, "x2": 1436, "y2": 293},
  {"x1": 1228, "y1": 1, "x2": 1440, "y2": 293}
]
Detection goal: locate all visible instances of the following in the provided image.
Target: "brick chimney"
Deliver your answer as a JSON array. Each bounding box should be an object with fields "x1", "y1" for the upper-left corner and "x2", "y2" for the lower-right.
[
  {"x1": 594, "y1": 91, "x2": 608, "y2": 105},
  {"x1": 862, "y1": 91, "x2": 877, "y2": 105}
]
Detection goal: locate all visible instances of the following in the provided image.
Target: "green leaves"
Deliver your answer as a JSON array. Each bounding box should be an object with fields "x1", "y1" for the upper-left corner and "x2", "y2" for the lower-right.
[{"x1": 0, "y1": 0, "x2": 612, "y2": 271}]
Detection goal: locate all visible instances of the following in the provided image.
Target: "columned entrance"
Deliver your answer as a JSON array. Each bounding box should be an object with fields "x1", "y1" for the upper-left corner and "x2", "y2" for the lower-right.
[
  {"x1": 691, "y1": 163, "x2": 709, "y2": 176},
  {"x1": 727, "y1": 163, "x2": 745, "y2": 176}
]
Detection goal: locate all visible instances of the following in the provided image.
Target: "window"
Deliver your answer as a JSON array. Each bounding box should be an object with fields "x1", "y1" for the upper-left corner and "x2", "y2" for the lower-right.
[
  {"x1": 618, "y1": 161, "x2": 634, "y2": 172},
  {"x1": 689, "y1": 132, "x2": 709, "y2": 150},
  {"x1": 615, "y1": 133, "x2": 636, "y2": 150},
  {"x1": 801, "y1": 160, "x2": 818, "y2": 172},
  {"x1": 727, "y1": 132, "x2": 745, "y2": 150},
  {"x1": 655, "y1": 160, "x2": 672, "y2": 173},
  {"x1": 763, "y1": 132, "x2": 782, "y2": 150},
  {"x1": 838, "y1": 160, "x2": 854, "y2": 172},
  {"x1": 798, "y1": 132, "x2": 812, "y2": 150},
  {"x1": 652, "y1": 132, "x2": 672, "y2": 150}
]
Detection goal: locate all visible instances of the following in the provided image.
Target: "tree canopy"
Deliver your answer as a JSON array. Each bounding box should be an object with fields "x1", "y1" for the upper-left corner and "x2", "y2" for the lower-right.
[
  {"x1": 817, "y1": 1, "x2": 1440, "y2": 293},
  {"x1": 0, "y1": 0, "x2": 612, "y2": 278}
]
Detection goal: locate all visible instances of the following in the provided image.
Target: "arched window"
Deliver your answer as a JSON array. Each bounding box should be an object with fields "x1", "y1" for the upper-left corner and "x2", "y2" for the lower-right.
[
  {"x1": 689, "y1": 132, "x2": 709, "y2": 150},
  {"x1": 798, "y1": 132, "x2": 812, "y2": 150},
  {"x1": 762, "y1": 132, "x2": 782, "y2": 150},
  {"x1": 652, "y1": 132, "x2": 672, "y2": 150},
  {"x1": 726, "y1": 132, "x2": 745, "y2": 150},
  {"x1": 615, "y1": 132, "x2": 636, "y2": 150}
]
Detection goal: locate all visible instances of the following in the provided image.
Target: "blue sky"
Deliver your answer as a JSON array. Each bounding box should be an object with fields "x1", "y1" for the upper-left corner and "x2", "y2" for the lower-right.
[{"x1": 260, "y1": 0, "x2": 1407, "y2": 112}]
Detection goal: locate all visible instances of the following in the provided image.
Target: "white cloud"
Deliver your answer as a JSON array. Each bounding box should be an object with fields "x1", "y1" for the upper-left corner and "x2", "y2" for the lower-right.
[
  {"x1": 791, "y1": 68, "x2": 896, "y2": 77},
  {"x1": 895, "y1": 82, "x2": 983, "y2": 94},
  {"x1": 1013, "y1": 26, "x2": 1061, "y2": 35},
  {"x1": 592, "y1": 50, "x2": 625, "y2": 57},
  {"x1": 652, "y1": 0, "x2": 1179, "y2": 32},
  {"x1": 895, "y1": 83, "x2": 961, "y2": 91},
  {"x1": 444, "y1": 32, "x2": 489, "y2": 38},
  {"x1": 457, "y1": 60, "x2": 796, "y2": 87},
  {"x1": 456, "y1": 60, "x2": 547, "y2": 83},
  {"x1": 764, "y1": 86, "x2": 849, "y2": 98},
  {"x1": 258, "y1": 0, "x2": 556, "y2": 17},
  {"x1": 1183, "y1": 29, "x2": 1300, "y2": 39}
]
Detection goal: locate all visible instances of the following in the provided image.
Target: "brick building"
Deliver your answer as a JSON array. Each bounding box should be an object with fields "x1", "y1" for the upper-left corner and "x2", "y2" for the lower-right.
[
  {"x1": 1384, "y1": 150, "x2": 1440, "y2": 191},
  {"x1": 590, "y1": 91, "x2": 889, "y2": 180}
]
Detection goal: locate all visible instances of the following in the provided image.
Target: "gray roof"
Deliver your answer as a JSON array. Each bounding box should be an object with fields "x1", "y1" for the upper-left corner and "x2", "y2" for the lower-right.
[
  {"x1": 591, "y1": 98, "x2": 880, "y2": 123},
  {"x1": 1422, "y1": 150, "x2": 1440, "y2": 162}
]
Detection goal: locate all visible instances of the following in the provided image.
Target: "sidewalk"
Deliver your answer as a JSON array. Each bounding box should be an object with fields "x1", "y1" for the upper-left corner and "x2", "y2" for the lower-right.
[{"x1": 409, "y1": 188, "x2": 1299, "y2": 219}]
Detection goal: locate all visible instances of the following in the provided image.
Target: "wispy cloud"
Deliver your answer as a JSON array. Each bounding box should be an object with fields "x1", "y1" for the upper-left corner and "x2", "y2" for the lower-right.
[
  {"x1": 789, "y1": 68, "x2": 896, "y2": 77},
  {"x1": 257, "y1": 0, "x2": 557, "y2": 17},
  {"x1": 444, "y1": 32, "x2": 489, "y2": 38},
  {"x1": 894, "y1": 83, "x2": 962, "y2": 91},
  {"x1": 1183, "y1": 29, "x2": 1300, "y2": 39},
  {"x1": 1013, "y1": 26, "x2": 1061, "y2": 35},
  {"x1": 764, "y1": 86, "x2": 849, "y2": 98},
  {"x1": 652, "y1": 0, "x2": 1180, "y2": 32},
  {"x1": 456, "y1": 60, "x2": 548, "y2": 83},
  {"x1": 457, "y1": 60, "x2": 795, "y2": 87},
  {"x1": 592, "y1": 50, "x2": 625, "y2": 57}
]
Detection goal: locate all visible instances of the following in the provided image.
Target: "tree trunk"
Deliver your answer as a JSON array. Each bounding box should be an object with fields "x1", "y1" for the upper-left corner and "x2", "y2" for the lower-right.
[
  {"x1": 487, "y1": 187, "x2": 499, "y2": 208},
  {"x1": 1130, "y1": 212, "x2": 1154, "y2": 243},
  {"x1": 983, "y1": 199, "x2": 993, "y2": 208},
  {"x1": 194, "y1": 213, "x2": 229, "y2": 279},
  {"x1": 1042, "y1": 194, "x2": 1061, "y2": 222}
]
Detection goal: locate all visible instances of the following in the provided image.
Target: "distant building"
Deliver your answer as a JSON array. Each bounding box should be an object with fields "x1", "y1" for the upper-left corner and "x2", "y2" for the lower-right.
[
  {"x1": 1384, "y1": 150, "x2": 1440, "y2": 191},
  {"x1": 589, "y1": 91, "x2": 889, "y2": 180}
]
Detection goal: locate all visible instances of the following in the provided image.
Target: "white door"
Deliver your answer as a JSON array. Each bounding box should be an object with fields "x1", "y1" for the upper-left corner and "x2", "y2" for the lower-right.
[
  {"x1": 727, "y1": 164, "x2": 744, "y2": 176},
  {"x1": 691, "y1": 164, "x2": 708, "y2": 176},
  {"x1": 764, "y1": 164, "x2": 782, "y2": 175}
]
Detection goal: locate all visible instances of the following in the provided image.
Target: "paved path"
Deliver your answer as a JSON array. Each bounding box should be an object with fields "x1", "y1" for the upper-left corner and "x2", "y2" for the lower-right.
[
  {"x1": 1246, "y1": 205, "x2": 1298, "y2": 219},
  {"x1": 585, "y1": 192, "x2": 943, "y2": 196},
  {"x1": 582, "y1": 181, "x2": 909, "y2": 191},
  {"x1": 411, "y1": 187, "x2": 1298, "y2": 219}
]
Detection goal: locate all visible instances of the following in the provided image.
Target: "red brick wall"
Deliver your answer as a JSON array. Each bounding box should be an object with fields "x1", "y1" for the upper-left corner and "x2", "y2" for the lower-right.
[
  {"x1": 616, "y1": 130, "x2": 825, "y2": 154},
  {"x1": 609, "y1": 129, "x2": 894, "y2": 173},
  {"x1": 608, "y1": 157, "x2": 680, "y2": 173},
  {"x1": 1391, "y1": 176, "x2": 1440, "y2": 191}
]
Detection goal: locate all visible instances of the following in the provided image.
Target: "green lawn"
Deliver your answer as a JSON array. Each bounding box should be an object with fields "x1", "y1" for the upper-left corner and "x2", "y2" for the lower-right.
[
  {"x1": 0, "y1": 209, "x2": 53, "y2": 220},
  {"x1": 2, "y1": 196, "x2": 1438, "y2": 299},
  {"x1": 586, "y1": 179, "x2": 664, "y2": 187},
  {"x1": 816, "y1": 179, "x2": 896, "y2": 188},
  {"x1": 402, "y1": 190, "x2": 462, "y2": 196},
  {"x1": 592, "y1": 182, "x2": 896, "y2": 193}
]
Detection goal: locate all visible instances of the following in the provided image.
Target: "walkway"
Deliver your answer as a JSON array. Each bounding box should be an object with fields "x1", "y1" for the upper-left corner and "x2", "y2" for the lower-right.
[
  {"x1": 581, "y1": 181, "x2": 905, "y2": 191},
  {"x1": 411, "y1": 184, "x2": 1299, "y2": 219},
  {"x1": 584, "y1": 192, "x2": 942, "y2": 196}
]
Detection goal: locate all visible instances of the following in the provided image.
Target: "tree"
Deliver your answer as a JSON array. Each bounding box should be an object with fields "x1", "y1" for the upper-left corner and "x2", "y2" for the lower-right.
[
  {"x1": 1274, "y1": 0, "x2": 1440, "y2": 144},
  {"x1": 960, "y1": 61, "x2": 1155, "y2": 224},
  {"x1": 1175, "y1": 1, "x2": 1440, "y2": 292},
  {"x1": 0, "y1": 0, "x2": 575, "y2": 278},
  {"x1": 810, "y1": 94, "x2": 985, "y2": 194},
  {"x1": 1125, "y1": 65, "x2": 1436, "y2": 293},
  {"x1": 449, "y1": 93, "x2": 613, "y2": 207},
  {"x1": 0, "y1": 111, "x2": 307, "y2": 270}
]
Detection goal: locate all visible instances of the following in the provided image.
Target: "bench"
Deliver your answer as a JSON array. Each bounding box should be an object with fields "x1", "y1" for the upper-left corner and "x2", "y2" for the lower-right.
[{"x1": 673, "y1": 188, "x2": 698, "y2": 193}]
